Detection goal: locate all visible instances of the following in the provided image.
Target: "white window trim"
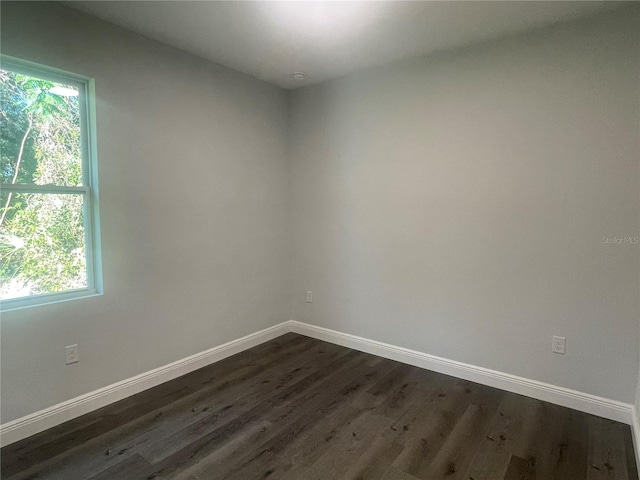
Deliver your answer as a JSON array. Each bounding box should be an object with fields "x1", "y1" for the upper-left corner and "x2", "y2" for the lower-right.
[{"x1": 0, "y1": 56, "x2": 103, "y2": 311}]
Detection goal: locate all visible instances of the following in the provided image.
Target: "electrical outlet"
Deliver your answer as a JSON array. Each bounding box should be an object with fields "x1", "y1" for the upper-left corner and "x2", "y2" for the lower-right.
[
  {"x1": 65, "y1": 344, "x2": 79, "y2": 365},
  {"x1": 552, "y1": 336, "x2": 566, "y2": 355},
  {"x1": 306, "y1": 291, "x2": 312, "y2": 303}
]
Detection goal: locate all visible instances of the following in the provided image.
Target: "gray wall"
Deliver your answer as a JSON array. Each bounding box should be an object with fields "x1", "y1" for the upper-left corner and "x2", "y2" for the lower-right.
[
  {"x1": 289, "y1": 7, "x2": 640, "y2": 403},
  {"x1": 1, "y1": 2, "x2": 291, "y2": 422},
  {"x1": 2, "y1": 2, "x2": 639, "y2": 424}
]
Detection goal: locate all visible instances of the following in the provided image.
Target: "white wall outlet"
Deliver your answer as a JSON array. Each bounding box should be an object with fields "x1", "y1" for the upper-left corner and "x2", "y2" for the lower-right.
[
  {"x1": 306, "y1": 291, "x2": 312, "y2": 303},
  {"x1": 65, "y1": 344, "x2": 79, "y2": 365},
  {"x1": 552, "y1": 336, "x2": 566, "y2": 355}
]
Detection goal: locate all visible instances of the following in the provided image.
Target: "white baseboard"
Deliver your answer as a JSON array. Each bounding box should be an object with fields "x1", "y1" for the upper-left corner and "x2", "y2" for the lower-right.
[
  {"x1": 0, "y1": 321, "x2": 290, "y2": 447},
  {"x1": 632, "y1": 405, "x2": 640, "y2": 471},
  {"x1": 289, "y1": 320, "x2": 634, "y2": 426},
  {"x1": 2, "y1": 319, "x2": 635, "y2": 450}
]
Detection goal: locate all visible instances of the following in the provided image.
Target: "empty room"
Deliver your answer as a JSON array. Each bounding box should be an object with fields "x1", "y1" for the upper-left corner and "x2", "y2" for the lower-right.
[{"x1": 1, "y1": 1, "x2": 639, "y2": 479}]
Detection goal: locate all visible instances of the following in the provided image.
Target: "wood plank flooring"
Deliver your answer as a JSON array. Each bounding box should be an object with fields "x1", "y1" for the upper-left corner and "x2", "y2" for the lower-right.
[{"x1": 2, "y1": 333, "x2": 638, "y2": 480}]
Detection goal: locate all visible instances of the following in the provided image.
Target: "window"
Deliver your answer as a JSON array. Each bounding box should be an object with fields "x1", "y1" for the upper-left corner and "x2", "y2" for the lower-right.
[{"x1": 0, "y1": 57, "x2": 101, "y2": 310}]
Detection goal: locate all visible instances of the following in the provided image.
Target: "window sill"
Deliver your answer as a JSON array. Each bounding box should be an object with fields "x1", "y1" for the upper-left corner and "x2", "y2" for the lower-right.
[{"x1": 0, "y1": 289, "x2": 102, "y2": 313}]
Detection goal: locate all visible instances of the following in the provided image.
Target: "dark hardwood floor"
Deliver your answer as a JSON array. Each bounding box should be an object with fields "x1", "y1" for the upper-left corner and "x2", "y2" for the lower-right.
[{"x1": 2, "y1": 333, "x2": 638, "y2": 480}]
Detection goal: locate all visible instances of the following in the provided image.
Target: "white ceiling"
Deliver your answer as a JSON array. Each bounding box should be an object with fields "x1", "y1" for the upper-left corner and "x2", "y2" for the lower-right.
[{"x1": 65, "y1": 1, "x2": 622, "y2": 89}]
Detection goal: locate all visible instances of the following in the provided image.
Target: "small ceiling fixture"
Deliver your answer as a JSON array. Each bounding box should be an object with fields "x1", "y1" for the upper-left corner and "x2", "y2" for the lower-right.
[{"x1": 291, "y1": 72, "x2": 305, "y2": 81}]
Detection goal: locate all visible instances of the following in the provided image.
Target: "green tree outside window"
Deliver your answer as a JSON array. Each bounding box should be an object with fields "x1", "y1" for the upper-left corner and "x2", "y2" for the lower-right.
[{"x1": 1, "y1": 67, "x2": 91, "y2": 300}]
